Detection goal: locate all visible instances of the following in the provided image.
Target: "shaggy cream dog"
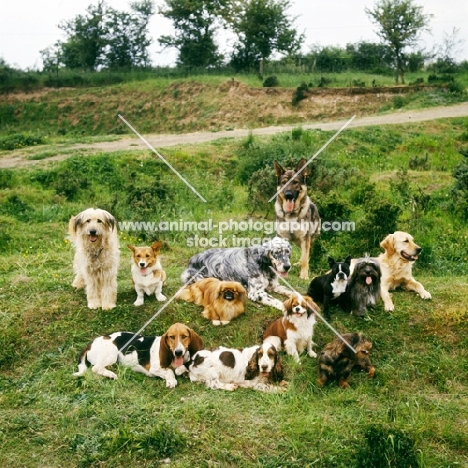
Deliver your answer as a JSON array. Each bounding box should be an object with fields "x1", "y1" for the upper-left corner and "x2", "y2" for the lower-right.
[{"x1": 68, "y1": 208, "x2": 119, "y2": 310}]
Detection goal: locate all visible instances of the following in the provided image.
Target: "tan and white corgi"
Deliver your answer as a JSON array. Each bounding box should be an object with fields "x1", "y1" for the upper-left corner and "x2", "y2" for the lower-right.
[{"x1": 128, "y1": 241, "x2": 167, "y2": 306}]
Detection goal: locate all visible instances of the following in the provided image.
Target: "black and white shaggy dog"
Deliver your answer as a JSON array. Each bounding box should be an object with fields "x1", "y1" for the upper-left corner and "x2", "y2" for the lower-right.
[
  {"x1": 344, "y1": 256, "x2": 381, "y2": 317},
  {"x1": 181, "y1": 237, "x2": 293, "y2": 310},
  {"x1": 307, "y1": 256, "x2": 351, "y2": 319}
]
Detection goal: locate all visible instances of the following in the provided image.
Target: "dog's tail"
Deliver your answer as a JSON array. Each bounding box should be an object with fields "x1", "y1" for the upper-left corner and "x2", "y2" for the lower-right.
[{"x1": 73, "y1": 343, "x2": 91, "y2": 377}]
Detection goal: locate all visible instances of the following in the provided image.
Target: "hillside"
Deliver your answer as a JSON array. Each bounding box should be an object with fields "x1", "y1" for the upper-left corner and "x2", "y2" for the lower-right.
[{"x1": 1, "y1": 78, "x2": 465, "y2": 138}]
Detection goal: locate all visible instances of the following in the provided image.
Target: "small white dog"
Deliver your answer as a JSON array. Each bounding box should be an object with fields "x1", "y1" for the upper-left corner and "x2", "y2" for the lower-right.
[
  {"x1": 128, "y1": 241, "x2": 167, "y2": 306},
  {"x1": 68, "y1": 208, "x2": 119, "y2": 310}
]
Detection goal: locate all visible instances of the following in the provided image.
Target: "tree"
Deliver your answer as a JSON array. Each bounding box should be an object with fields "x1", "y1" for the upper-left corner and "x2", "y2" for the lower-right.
[
  {"x1": 53, "y1": 1, "x2": 154, "y2": 71},
  {"x1": 104, "y1": 0, "x2": 155, "y2": 69},
  {"x1": 59, "y1": 1, "x2": 107, "y2": 70},
  {"x1": 158, "y1": 0, "x2": 227, "y2": 68},
  {"x1": 365, "y1": 0, "x2": 431, "y2": 84},
  {"x1": 230, "y1": 0, "x2": 303, "y2": 74}
]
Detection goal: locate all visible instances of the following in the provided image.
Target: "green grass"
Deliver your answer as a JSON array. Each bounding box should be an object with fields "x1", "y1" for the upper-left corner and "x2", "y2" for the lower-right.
[{"x1": 1, "y1": 119, "x2": 468, "y2": 467}]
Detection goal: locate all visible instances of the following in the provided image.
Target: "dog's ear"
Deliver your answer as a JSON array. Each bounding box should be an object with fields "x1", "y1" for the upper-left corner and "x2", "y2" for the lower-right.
[
  {"x1": 102, "y1": 211, "x2": 116, "y2": 231},
  {"x1": 245, "y1": 349, "x2": 260, "y2": 381},
  {"x1": 272, "y1": 355, "x2": 284, "y2": 383},
  {"x1": 344, "y1": 255, "x2": 352, "y2": 265},
  {"x1": 188, "y1": 329, "x2": 204, "y2": 356},
  {"x1": 282, "y1": 295, "x2": 293, "y2": 314},
  {"x1": 236, "y1": 284, "x2": 247, "y2": 303},
  {"x1": 127, "y1": 244, "x2": 135, "y2": 252},
  {"x1": 328, "y1": 256, "x2": 336, "y2": 268},
  {"x1": 68, "y1": 215, "x2": 78, "y2": 236},
  {"x1": 69, "y1": 212, "x2": 85, "y2": 236},
  {"x1": 295, "y1": 158, "x2": 308, "y2": 177},
  {"x1": 304, "y1": 295, "x2": 320, "y2": 315},
  {"x1": 274, "y1": 160, "x2": 285, "y2": 178},
  {"x1": 151, "y1": 241, "x2": 162, "y2": 254},
  {"x1": 159, "y1": 333, "x2": 174, "y2": 368},
  {"x1": 380, "y1": 234, "x2": 395, "y2": 255}
]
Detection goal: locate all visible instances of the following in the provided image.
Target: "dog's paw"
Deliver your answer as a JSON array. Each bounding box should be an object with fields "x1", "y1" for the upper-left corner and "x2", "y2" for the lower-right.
[
  {"x1": 308, "y1": 350, "x2": 317, "y2": 358},
  {"x1": 133, "y1": 299, "x2": 144, "y2": 306},
  {"x1": 175, "y1": 366, "x2": 188, "y2": 376},
  {"x1": 299, "y1": 270, "x2": 309, "y2": 280},
  {"x1": 156, "y1": 294, "x2": 167, "y2": 302},
  {"x1": 420, "y1": 290, "x2": 432, "y2": 300},
  {"x1": 101, "y1": 303, "x2": 116, "y2": 310},
  {"x1": 165, "y1": 379, "x2": 178, "y2": 388},
  {"x1": 384, "y1": 302, "x2": 395, "y2": 312},
  {"x1": 212, "y1": 320, "x2": 221, "y2": 326}
]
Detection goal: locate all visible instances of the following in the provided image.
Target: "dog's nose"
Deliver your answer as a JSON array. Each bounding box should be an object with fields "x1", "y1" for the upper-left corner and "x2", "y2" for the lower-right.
[
  {"x1": 174, "y1": 349, "x2": 183, "y2": 357},
  {"x1": 284, "y1": 263, "x2": 291, "y2": 272},
  {"x1": 338, "y1": 272, "x2": 346, "y2": 279},
  {"x1": 416, "y1": 247, "x2": 422, "y2": 254},
  {"x1": 139, "y1": 262, "x2": 146, "y2": 267},
  {"x1": 261, "y1": 365, "x2": 269, "y2": 372},
  {"x1": 284, "y1": 190, "x2": 295, "y2": 200},
  {"x1": 89, "y1": 229, "x2": 97, "y2": 236}
]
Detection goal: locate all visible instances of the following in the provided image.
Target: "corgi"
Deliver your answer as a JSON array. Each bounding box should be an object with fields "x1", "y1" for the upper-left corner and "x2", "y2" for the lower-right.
[{"x1": 128, "y1": 241, "x2": 167, "y2": 306}]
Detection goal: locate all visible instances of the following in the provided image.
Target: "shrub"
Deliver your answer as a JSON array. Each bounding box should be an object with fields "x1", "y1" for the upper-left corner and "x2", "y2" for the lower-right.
[
  {"x1": 356, "y1": 426, "x2": 419, "y2": 468},
  {"x1": 0, "y1": 132, "x2": 46, "y2": 150},
  {"x1": 263, "y1": 75, "x2": 279, "y2": 87},
  {"x1": 292, "y1": 82, "x2": 309, "y2": 106}
]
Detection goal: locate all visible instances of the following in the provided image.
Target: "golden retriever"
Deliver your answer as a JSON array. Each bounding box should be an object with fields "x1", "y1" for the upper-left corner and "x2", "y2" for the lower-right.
[
  {"x1": 68, "y1": 208, "x2": 119, "y2": 310},
  {"x1": 352, "y1": 231, "x2": 431, "y2": 312},
  {"x1": 178, "y1": 277, "x2": 247, "y2": 325}
]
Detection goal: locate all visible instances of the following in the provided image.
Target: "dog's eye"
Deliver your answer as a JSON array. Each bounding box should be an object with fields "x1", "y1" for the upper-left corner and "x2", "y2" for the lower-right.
[
  {"x1": 86, "y1": 219, "x2": 91, "y2": 223},
  {"x1": 404, "y1": 239, "x2": 409, "y2": 243},
  {"x1": 146, "y1": 254, "x2": 150, "y2": 258},
  {"x1": 168, "y1": 335, "x2": 175, "y2": 340},
  {"x1": 97, "y1": 219, "x2": 102, "y2": 223}
]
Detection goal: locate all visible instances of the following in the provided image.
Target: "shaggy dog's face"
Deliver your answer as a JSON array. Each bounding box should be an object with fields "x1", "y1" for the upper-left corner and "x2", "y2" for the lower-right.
[
  {"x1": 381, "y1": 231, "x2": 422, "y2": 262},
  {"x1": 354, "y1": 258, "x2": 381, "y2": 286},
  {"x1": 73, "y1": 208, "x2": 115, "y2": 244},
  {"x1": 264, "y1": 237, "x2": 292, "y2": 277},
  {"x1": 274, "y1": 158, "x2": 309, "y2": 214}
]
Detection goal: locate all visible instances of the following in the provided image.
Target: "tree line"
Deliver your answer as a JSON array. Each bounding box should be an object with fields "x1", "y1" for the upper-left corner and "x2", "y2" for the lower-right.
[{"x1": 38, "y1": 0, "x2": 464, "y2": 84}]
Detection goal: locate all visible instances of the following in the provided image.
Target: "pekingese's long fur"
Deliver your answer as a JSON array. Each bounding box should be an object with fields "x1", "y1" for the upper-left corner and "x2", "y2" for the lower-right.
[{"x1": 178, "y1": 277, "x2": 247, "y2": 325}]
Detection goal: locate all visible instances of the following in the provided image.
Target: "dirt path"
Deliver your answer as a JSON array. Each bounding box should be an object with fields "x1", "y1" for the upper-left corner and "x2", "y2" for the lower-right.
[{"x1": 2, "y1": 102, "x2": 468, "y2": 169}]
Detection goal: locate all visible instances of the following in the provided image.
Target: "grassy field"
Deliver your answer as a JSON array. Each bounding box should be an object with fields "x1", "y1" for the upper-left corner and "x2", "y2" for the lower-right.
[{"x1": 1, "y1": 78, "x2": 468, "y2": 467}]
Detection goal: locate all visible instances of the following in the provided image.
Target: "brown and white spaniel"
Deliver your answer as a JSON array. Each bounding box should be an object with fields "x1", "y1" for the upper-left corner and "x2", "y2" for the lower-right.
[
  {"x1": 73, "y1": 323, "x2": 204, "y2": 388},
  {"x1": 263, "y1": 292, "x2": 319, "y2": 362},
  {"x1": 188, "y1": 342, "x2": 287, "y2": 392}
]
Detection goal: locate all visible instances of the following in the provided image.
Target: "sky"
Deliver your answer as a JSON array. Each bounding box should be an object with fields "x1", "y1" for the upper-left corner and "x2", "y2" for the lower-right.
[{"x1": 1, "y1": 0, "x2": 467, "y2": 70}]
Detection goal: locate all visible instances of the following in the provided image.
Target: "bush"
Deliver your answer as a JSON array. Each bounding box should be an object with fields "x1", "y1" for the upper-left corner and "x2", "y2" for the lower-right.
[
  {"x1": 356, "y1": 426, "x2": 419, "y2": 468},
  {"x1": 0, "y1": 132, "x2": 47, "y2": 150},
  {"x1": 263, "y1": 75, "x2": 279, "y2": 87},
  {"x1": 292, "y1": 82, "x2": 309, "y2": 106}
]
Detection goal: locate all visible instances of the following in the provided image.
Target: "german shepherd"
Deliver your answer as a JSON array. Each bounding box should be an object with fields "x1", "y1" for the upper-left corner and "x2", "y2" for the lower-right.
[{"x1": 274, "y1": 158, "x2": 321, "y2": 280}]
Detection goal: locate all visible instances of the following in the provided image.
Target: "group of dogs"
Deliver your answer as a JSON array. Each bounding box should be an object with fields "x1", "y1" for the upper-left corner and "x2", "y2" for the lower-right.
[{"x1": 70, "y1": 159, "x2": 432, "y2": 392}]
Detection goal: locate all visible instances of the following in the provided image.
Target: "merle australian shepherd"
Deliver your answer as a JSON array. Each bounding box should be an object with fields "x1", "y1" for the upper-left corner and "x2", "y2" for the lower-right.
[{"x1": 181, "y1": 237, "x2": 292, "y2": 310}]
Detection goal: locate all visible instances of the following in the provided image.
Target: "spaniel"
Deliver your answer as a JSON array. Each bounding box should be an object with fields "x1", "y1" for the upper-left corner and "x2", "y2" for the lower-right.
[{"x1": 188, "y1": 342, "x2": 287, "y2": 392}]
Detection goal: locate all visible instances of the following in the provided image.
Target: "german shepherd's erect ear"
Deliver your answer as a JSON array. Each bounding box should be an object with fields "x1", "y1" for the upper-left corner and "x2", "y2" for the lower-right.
[
  {"x1": 274, "y1": 160, "x2": 286, "y2": 178},
  {"x1": 294, "y1": 158, "x2": 308, "y2": 178}
]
